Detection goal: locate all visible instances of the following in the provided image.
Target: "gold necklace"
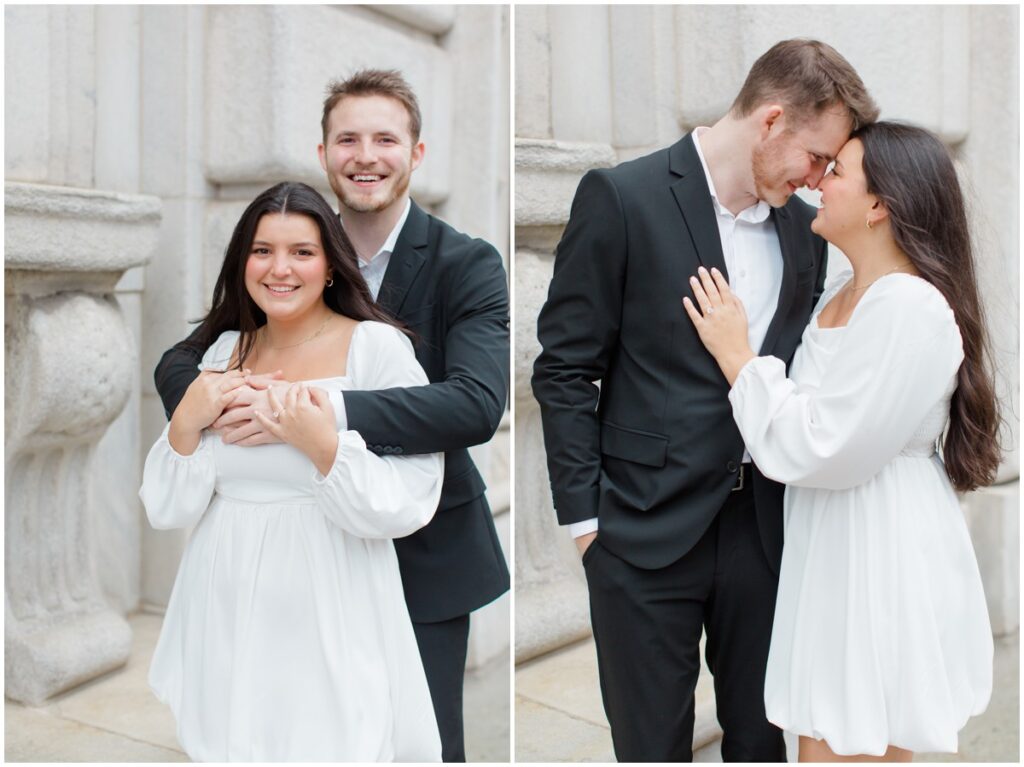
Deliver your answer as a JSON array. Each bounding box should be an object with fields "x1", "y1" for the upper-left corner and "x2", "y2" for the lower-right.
[
  {"x1": 261, "y1": 314, "x2": 333, "y2": 350},
  {"x1": 847, "y1": 262, "x2": 913, "y2": 292}
]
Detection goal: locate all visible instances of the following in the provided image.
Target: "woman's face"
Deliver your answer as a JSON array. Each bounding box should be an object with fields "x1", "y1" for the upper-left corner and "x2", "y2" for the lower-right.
[
  {"x1": 244, "y1": 212, "x2": 330, "y2": 323},
  {"x1": 810, "y1": 138, "x2": 877, "y2": 242}
]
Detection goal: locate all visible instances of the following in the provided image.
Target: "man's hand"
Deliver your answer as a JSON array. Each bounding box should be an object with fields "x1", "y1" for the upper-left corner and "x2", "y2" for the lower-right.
[
  {"x1": 213, "y1": 384, "x2": 286, "y2": 446},
  {"x1": 575, "y1": 531, "x2": 598, "y2": 558},
  {"x1": 245, "y1": 370, "x2": 286, "y2": 390},
  {"x1": 211, "y1": 371, "x2": 290, "y2": 446},
  {"x1": 254, "y1": 384, "x2": 339, "y2": 474}
]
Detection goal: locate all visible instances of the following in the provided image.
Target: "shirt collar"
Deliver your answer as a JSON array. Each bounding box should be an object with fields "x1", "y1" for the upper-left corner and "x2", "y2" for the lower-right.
[{"x1": 692, "y1": 127, "x2": 771, "y2": 224}]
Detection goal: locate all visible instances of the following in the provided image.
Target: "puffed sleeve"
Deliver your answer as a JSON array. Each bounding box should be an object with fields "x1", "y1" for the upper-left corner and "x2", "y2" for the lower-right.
[
  {"x1": 138, "y1": 331, "x2": 238, "y2": 529},
  {"x1": 140, "y1": 426, "x2": 217, "y2": 530},
  {"x1": 312, "y1": 322, "x2": 444, "y2": 539},
  {"x1": 729, "y1": 276, "x2": 963, "y2": 490}
]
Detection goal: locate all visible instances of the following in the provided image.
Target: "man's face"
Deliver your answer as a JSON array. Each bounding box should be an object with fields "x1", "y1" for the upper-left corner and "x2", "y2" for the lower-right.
[
  {"x1": 751, "y1": 107, "x2": 852, "y2": 207},
  {"x1": 318, "y1": 94, "x2": 424, "y2": 216}
]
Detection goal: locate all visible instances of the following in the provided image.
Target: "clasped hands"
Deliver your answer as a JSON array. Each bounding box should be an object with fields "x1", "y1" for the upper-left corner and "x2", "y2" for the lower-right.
[
  {"x1": 211, "y1": 371, "x2": 290, "y2": 446},
  {"x1": 682, "y1": 266, "x2": 756, "y2": 386},
  {"x1": 169, "y1": 369, "x2": 338, "y2": 475}
]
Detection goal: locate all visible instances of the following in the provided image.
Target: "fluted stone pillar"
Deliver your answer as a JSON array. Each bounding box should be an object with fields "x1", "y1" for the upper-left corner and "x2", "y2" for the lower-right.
[
  {"x1": 5, "y1": 182, "x2": 161, "y2": 704},
  {"x1": 514, "y1": 140, "x2": 616, "y2": 662}
]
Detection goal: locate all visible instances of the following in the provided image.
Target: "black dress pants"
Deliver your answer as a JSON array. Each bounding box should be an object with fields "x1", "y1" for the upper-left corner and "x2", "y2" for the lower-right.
[
  {"x1": 412, "y1": 614, "x2": 471, "y2": 762},
  {"x1": 583, "y1": 484, "x2": 786, "y2": 762}
]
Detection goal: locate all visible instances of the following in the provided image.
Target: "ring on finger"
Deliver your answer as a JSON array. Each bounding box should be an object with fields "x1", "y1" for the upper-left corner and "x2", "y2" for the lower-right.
[{"x1": 706, "y1": 307, "x2": 715, "y2": 315}]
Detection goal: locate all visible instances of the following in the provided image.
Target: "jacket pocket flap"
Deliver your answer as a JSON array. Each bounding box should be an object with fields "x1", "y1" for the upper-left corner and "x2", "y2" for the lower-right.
[
  {"x1": 438, "y1": 466, "x2": 487, "y2": 510},
  {"x1": 600, "y1": 421, "x2": 668, "y2": 467}
]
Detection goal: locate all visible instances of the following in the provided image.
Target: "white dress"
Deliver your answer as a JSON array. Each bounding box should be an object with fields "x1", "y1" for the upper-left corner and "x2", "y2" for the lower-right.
[
  {"x1": 729, "y1": 272, "x2": 993, "y2": 756},
  {"x1": 140, "y1": 321, "x2": 444, "y2": 762}
]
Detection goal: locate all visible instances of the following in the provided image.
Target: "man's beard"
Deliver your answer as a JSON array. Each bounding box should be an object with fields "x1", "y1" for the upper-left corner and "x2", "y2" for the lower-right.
[
  {"x1": 330, "y1": 167, "x2": 412, "y2": 214},
  {"x1": 750, "y1": 136, "x2": 789, "y2": 208}
]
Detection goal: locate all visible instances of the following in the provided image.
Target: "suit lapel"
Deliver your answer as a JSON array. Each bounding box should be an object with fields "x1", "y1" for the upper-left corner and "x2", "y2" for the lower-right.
[
  {"x1": 669, "y1": 134, "x2": 728, "y2": 279},
  {"x1": 377, "y1": 200, "x2": 428, "y2": 317},
  {"x1": 759, "y1": 204, "x2": 798, "y2": 355}
]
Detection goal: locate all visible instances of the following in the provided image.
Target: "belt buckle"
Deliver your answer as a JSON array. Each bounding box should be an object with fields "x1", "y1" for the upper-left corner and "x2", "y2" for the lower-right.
[{"x1": 732, "y1": 464, "x2": 745, "y2": 492}]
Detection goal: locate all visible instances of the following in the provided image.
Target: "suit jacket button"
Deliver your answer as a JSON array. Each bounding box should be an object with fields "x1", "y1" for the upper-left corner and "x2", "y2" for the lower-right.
[
  {"x1": 394, "y1": 447, "x2": 403, "y2": 454},
  {"x1": 726, "y1": 460, "x2": 738, "y2": 472}
]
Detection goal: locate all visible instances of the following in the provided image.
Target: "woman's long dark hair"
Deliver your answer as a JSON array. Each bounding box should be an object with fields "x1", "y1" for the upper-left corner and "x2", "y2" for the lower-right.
[
  {"x1": 854, "y1": 121, "x2": 1001, "y2": 492},
  {"x1": 186, "y1": 181, "x2": 407, "y2": 368}
]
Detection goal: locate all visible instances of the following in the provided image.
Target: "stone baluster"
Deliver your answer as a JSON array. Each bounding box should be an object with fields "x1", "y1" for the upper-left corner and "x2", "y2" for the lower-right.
[{"x1": 5, "y1": 182, "x2": 161, "y2": 704}]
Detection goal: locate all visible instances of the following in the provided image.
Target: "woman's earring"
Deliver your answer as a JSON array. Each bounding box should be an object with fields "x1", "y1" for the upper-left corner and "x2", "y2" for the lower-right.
[
  {"x1": 326, "y1": 276, "x2": 334, "y2": 287},
  {"x1": 866, "y1": 219, "x2": 873, "y2": 230}
]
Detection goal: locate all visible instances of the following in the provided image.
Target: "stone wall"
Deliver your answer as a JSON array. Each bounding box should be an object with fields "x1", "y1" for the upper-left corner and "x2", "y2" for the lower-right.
[
  {"x1": 515, "y1": 5, "x2": 1020, "y2": 661},
  {"x1": 6, "y1": 4, "x2": 510, "y2": 704}
]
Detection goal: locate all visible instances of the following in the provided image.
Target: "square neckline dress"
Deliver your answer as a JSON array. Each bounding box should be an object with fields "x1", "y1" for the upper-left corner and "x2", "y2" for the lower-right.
[
  {"x1": 140, "y1": 321, "x2": 443, "y2": 762},
  {"x1": 729, "y1": 271, "x2": 993, "y2": 756}
]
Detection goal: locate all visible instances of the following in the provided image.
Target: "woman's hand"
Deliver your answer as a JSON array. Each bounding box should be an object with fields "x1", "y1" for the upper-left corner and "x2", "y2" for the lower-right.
[
  {"x1": 169, "y1": 368, "x2": 249, "y2": 455},
  {"x1": 255, "y1": 384, "x2": 339, "y2": 475},
  {"x1": 682, "y1": 266, "x2": 756, "y2": 385}
]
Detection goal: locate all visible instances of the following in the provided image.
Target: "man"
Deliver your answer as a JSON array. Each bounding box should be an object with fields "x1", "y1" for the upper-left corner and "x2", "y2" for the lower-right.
[
  {"x1": 155, "y1": 69, "x2": 510, "y2": 762},
  {"x1": 532, "y1": 40, "x2": 877, "y2": 761}
]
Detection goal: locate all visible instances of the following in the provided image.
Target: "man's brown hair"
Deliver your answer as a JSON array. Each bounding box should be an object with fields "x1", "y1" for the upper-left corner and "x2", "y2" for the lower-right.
[
  {"x1": 731, "y1": 39, "x2": 879, "y2": 130},
  {"x1": 321, "y1": 69, "x2": 422, "y2": 143}
]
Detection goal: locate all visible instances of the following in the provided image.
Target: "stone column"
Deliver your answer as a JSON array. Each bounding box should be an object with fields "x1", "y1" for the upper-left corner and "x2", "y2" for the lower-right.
[
  {"x1": 5, "y1": 183, "x2": 161, "y2": 704},
  {"x1": 960, "y1": 3, "x2": 1020, "y2": 636},
  {"x1": 514, "y1": 138, "x2": 617, "y2": 661}
]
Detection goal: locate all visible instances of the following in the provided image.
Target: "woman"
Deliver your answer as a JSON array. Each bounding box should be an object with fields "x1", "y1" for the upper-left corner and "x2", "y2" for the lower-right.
[
  {"x1": 140, "y1": 182, "x2": 442, "y2": 761},
  {"x1": 683, "y1": 122, "x2": 997, "y2": 762}
]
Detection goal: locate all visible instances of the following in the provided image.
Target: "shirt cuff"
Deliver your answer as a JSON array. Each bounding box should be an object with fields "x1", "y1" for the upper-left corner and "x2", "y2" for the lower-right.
[
  {"x1": 567, "y1": 517, "x2": 599, "y2": 539},
  {"x1": 329, "y1": 390, "x2": 349, "y2": 431}
]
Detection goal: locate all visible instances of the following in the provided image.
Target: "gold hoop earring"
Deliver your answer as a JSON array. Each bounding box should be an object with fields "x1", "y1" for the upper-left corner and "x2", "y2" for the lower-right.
[{"x1": 866, "y1": 219, "x2": 873, "y2": 230}]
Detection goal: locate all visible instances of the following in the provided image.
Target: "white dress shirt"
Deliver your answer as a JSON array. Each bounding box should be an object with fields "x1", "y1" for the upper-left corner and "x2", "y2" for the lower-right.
[
  {"x1": 567, "y1": 129, "x2": 784, "y2": 539},
  {"x1": 357, "y1": 198, "x2": 411, "y2": 302},
  {"x1": 332, "y1": 199, "x2": 412, "y2": 430}
]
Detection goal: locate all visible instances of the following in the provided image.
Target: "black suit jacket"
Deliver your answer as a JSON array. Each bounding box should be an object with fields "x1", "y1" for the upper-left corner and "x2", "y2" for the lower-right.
[
  {"x1": 532, "y1": 134, "x2": 827, "y2": 574},
  {"x1": 154, "y1": 201, "x2": 510, "y2": 622}
]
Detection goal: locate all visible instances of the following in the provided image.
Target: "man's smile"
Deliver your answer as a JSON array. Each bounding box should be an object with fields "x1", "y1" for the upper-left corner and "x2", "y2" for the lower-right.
[{"x1": 349, "y1": 173, "x2": 388, "y2": 187}]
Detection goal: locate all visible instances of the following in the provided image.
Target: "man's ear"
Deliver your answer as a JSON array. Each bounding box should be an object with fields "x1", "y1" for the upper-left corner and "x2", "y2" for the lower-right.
[
  {"x1": 410, "y1": 141, "x2": 425, "y2": 172},
  {"x1": 317, "y1": 143, "x2": 328, "y2": 173},
  {"x1": 759, "y1": 104, "x2": 785, "y2": 138}
]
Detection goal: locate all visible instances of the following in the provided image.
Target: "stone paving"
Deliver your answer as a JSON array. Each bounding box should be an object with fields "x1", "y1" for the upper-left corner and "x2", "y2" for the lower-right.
[
  {"x1": 515, "y1": 631, "x2": 1019, "y2": 763},
  {"x1": 5, "y1": 612, "x2": 511, "y2": 762}
]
